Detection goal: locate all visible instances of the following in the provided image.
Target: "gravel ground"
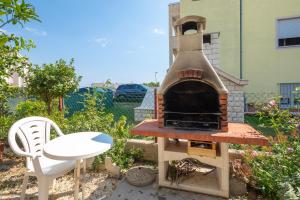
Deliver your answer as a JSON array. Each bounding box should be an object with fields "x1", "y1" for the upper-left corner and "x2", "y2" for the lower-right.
[
  {"x1": 0, "y1": 155, "x2": 264, "y2": 200},
  {"x1": 0, "y1": 156, "x2": 119, "y2": 200}
]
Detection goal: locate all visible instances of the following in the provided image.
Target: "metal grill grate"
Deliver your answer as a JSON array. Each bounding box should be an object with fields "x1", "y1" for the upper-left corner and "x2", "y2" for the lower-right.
[{"x1": 164, "y1": 111, "x2": 221, "y2": 130}]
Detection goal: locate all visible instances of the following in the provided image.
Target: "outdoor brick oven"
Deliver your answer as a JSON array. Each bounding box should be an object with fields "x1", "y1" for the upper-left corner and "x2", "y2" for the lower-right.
[
  {"x1": 157, "y1": 16, "x2": 228, "y2": 132},
  {"x1": 131, "y1": 16, "x2": 268, "y2": 198}
]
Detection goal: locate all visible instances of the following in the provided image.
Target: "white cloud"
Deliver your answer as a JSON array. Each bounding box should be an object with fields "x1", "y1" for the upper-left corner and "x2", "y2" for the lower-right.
[
  {"x1": 25, "y1": 27, "x2": 47, "y2": 36},
  {"x1": 153, "y1": 28, "x2": 166, "y2": 35},
  {"x1": 95, "y1": 37, "x2": 109, "y2": 47}
]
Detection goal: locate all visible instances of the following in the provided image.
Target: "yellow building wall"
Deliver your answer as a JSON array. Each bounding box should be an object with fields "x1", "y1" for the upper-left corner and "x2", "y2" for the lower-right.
[
  {"x1": 243, "y1": 0, "x2": 300, "y2": 93},
  {"x1": 181, "y1": 0, "x2": 300, "y2": 93},
  {"x1": 181, "y1": 0, "x2": 241, "y2": 79}
]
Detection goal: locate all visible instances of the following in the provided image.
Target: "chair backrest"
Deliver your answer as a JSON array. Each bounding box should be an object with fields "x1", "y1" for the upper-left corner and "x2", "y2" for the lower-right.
[{"x1": 8, "y1": 116, "x2": 64, "y2": 169}]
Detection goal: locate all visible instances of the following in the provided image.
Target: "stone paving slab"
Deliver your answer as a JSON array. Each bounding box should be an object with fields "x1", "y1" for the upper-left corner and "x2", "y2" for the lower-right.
[{"x1": 109, "y1": 178, "x2": 225, "y2": 200}]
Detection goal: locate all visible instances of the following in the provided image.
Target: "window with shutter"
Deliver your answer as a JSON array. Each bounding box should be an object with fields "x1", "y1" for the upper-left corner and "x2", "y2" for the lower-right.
[{"x1": 277, "y1": 17, "x2": 300, "y2": 47}]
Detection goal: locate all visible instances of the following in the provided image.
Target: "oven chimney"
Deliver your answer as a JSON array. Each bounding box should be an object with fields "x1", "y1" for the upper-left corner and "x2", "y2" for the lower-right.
[
  {"x1": 175, "y1": 15, "x2": 205, "y2": 52},
  {"x1": 158, "y1": 16, "x2": 229, "y2": 131}
]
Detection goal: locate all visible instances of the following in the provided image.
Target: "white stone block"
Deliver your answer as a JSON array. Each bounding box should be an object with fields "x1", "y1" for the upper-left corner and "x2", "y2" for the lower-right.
[
  {"x1": 212, "y1": 48, "x2": 219, "y2": 54},
  {"x1": 238, "y1": 97, "x2": 244, "y2": 101},
  {"x1": 227, "y1": 86, "x2": 234, "y2": 91},
  {"x1": 229, "y1": 112, "x2": 237, "y2": 118},
  {"x1": 211, "y1": 33, "x2": 219, "y2": 39},
  {"x1": 237, "y1": 113, "x2": 244, "y2": 118},
  {"x1": 208, "y1": 54, "x2": 215, "y2": 60},
  {"x1": 234, "y1": 86, "x2": 242, "y2": 91},
  {"x1": 203, "y1": 44, "x2": 210, "y2": 49},
  {"x1": 237, "y1": 117, "x2": 244, "y2": 122},
  {"x1": 228, "y1": 102, "x2": 234, "y2": 107},
  {"x1": 212, "y1": 43, "x2": 219, "y2": 49},
  {"x1": 233, "y1": 107, "x2": 242, "y2": 112},
  {"x1": 211, "y1": 54, "x2": 218, "y2": 60},
  {"x1": 212, "y1": 39, "x2": 220, "y2": 45},
  {"x1": 212, "y1": 59, "x2": 219, "y2": 65}
]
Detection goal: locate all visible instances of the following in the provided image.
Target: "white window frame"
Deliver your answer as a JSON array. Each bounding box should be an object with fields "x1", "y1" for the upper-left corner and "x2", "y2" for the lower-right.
[
  {"x1": 276, "y1": 16, "x2": 300, "y2": 49},
  {"x1": 279, "y1": 83, "x2": 300, "y2": 109}
]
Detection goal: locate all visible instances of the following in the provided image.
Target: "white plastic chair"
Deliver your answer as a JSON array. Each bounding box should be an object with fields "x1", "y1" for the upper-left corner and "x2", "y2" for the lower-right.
[{"x1": 8, "y1": 116, "x2": 75, "y2": 200}]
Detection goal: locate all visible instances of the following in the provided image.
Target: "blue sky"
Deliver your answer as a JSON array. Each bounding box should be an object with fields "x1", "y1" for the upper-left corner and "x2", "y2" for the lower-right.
[{"x1": 6, "y1": 0, "x2": 177, "y2": 87}]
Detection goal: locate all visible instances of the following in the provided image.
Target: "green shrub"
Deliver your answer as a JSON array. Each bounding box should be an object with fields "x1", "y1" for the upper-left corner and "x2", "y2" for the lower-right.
[
  {"x1": 66, "y1": 95, "x2": 114, "y2": 134},
  {"x1": 65, "y1": 95, "x2": 142, "y2": 169},
  {"x1": 245, "y1": 99, "x2": 300, "y2": 200},
  {"x1": 15, "y1": 100, "x2": 47, "y2": 118},
  {"x1": 93, "y1": 139, "x2": 143, "y2": 170},
  {"x1": 0, "y1": 115, "x2": 15, "y2": 141},
  {"x1": 245, "y1": 134, "x2": 300, "y2": 200},
  {"x1": 12, "y1": 95, "x2": 142, "y2": 170},
  {"x1": 14, "y1": 100, "x2": 67, "y2": 136}
]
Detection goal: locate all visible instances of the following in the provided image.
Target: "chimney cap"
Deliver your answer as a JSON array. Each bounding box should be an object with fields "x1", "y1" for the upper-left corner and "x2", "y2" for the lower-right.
[{"x1": 173, "y1": 15, "x2": 206, "y2": 30}]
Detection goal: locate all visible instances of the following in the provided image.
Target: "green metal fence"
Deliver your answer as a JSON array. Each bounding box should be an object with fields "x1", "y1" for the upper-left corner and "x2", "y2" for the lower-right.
[
  {"x1": 8, "y1": 89, "x2": 296, "y2": 125},
  {"x1": 63, "y1": 88, "x2": 156, "y2": 124}
]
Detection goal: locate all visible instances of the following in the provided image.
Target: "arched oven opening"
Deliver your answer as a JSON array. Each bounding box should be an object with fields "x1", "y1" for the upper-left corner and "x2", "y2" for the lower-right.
[{"x1": 164, "y1": 80, "x2": 221, "y2": 130}]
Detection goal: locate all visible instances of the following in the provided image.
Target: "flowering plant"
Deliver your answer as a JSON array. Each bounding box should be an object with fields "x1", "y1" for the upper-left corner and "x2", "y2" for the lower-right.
[
  {"x1": 245, "y1": 133, "x2": 300, "y2": 200},
  {"x1": 258, "y1": 99, "x2": 299, "y2": 135},
  {"x1": 245, "y1": 99, "x2": 300, "y2": 199}
]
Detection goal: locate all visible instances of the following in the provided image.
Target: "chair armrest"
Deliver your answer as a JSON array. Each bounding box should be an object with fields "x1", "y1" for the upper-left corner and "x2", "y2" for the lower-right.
[
  {"x1": 11, "y1": 148, "x2": 37, "y2": 158},
  {"x1": 51, "y1": 122, "x2": 64, "y2": 137}
]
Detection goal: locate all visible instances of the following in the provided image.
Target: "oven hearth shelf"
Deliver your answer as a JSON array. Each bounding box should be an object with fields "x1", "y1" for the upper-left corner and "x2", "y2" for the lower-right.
[
  {"x1": 159, "y1": 171, "x2": 222, "y2": 197},
  {"x1": 131, "y1": 119, "x2": 268, "y2": 146}
]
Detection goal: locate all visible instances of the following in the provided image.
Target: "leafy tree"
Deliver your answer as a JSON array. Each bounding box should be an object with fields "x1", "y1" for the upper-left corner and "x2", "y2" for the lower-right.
[
  {"x1": 27, "y1": 59, "x2": 82, "y2": 114},
  {"x1": 0, "y1": 0, "x2": 39, "y2": 30},
  {"x1": 0, "y1": 0, "x2": 39, "y2": 116},
  {"x1": 143, "y1": 82, "x2": 160, "y2": 88},
  {"x1": 102, "y1": 79, "x2": 115, "y2": 89}
]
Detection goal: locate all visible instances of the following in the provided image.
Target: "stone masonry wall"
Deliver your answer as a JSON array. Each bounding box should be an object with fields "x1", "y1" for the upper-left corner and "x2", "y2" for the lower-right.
[
  {"x1": 220, "y1": 77, "x2": 245, "y2": 123},
  {"x1": 203, "y1": 32, "x2": 220, "y2": 68}
]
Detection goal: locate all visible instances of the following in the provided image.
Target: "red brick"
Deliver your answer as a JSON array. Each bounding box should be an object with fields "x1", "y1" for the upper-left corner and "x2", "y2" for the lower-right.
[
  {"x1": 219, "y1": 94, "x2": 228, "y2": 100},
  {"x1": 219, "y1": 99, "x2": 227, "y2": 105},
  {"x1": 177, "y1": 69, "x2": 203, "y2": 79}
]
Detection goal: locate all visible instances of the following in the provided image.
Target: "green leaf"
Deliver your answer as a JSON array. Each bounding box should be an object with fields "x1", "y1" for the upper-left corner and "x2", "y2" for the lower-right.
[
  {"x1": 0, "y1": 37, "x2": 8, "y2": 46},
  {"x1": 0, "y1": 11, "x2": 7, "y2": 16}
]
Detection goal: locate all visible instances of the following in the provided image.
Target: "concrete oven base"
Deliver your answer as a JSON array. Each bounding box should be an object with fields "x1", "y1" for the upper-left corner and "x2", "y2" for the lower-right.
[{"x1": 157, "y1": 137, "x2": 229, "y2": 198}]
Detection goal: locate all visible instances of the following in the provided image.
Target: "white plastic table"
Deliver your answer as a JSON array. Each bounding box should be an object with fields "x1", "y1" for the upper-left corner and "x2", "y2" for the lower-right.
[{"x1": 43, "y1": 132, "x2": 113, "y2": 200}]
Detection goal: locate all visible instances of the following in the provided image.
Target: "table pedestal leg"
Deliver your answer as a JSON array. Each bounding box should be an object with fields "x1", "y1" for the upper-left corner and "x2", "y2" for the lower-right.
[
  {"x1": 74, "y1": 160, "x2": 81, "y2": 200},
  {"x1": 74, "y1": 159, "x2": 87, "y2": 200},
  {"x1": 82, "y1": 159, "x2": 87, "y2": 199}
]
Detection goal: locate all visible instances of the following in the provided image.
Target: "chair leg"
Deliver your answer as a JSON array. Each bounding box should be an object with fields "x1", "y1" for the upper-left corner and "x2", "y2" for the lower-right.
[
  {"x1": 37, "y1": 177, "x2": 52, "y2": 200},
  {"x1": 20, "y1": 174, "x2": 29, "y2": 200}
]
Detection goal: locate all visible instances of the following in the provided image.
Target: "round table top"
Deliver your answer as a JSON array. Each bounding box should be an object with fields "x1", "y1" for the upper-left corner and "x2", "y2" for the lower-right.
[{"x1": 43, "y1": 132, "x2": 113, "y2": 160}]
